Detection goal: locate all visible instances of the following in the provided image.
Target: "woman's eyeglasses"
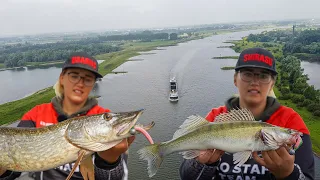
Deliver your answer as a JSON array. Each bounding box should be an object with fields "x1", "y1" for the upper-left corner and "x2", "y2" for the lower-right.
[
  {"x1": 67, "y1": 72, "x2": 95, "y2": 87},
  {"x1": 239, "y1": 70, "x2": 272, "y2": 84}
]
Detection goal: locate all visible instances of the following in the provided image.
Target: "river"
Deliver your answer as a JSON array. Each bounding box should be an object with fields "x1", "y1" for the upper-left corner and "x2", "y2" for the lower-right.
[
  {"x1": 301, "y1": 61, "x2": 320, "y2": 90},
  {"x1": 1, "y1": 29, "x2": 319, "y2": 179}
]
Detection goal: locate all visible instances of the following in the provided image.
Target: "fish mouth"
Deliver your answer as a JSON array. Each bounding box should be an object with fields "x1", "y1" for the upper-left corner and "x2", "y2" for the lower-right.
[{"x1": 114, "y1": 109, "x2": 144, "y2": 136}]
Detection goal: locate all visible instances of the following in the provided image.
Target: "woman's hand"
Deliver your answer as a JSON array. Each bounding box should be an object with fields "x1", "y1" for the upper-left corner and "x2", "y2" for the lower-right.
[
  {"x1": 97, "y1": 136, "x2": 135, "y2": 163},
  {"x1": 253, "y1": 146, "x2": 295, "y2": 179},
  {"x1": 196, "y1": 149, "x2": 224, "y2": 164}
]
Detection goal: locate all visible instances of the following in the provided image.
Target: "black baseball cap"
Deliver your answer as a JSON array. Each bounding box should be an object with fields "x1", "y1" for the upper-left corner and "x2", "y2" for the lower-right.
[
  {"x1": 62, "y1": 52, "x2": 103, "y2": 78},
  {"x1": 235, "y1": 48, "x2": 277, "y2": 75}
]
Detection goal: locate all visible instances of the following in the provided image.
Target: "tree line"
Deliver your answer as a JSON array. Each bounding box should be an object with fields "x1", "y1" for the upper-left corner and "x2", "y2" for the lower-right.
[
  {"x1": 277, "y1": 56, "x2": 320, "y2": 116},
  {"x1": 0, "y1": 31, "x2": 180, "y2": 68},
  {"x1": 0, "y1": 43, "x2": 121, "y2": 67},
  {"x1": 246, "y1": 29, "x2": 320, "y2": 63},
  {"x1": 241, "y1": 29, "x2": 320, "y2": 116}
]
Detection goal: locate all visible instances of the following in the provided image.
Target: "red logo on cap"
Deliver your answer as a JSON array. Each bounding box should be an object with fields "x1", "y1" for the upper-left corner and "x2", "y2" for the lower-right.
[
  {"x1": 71, "y1": 56, "x2": 97, "y2": 70},
  {"x1": 243, "y1": 53, "x2": 273, "y2": 66}
]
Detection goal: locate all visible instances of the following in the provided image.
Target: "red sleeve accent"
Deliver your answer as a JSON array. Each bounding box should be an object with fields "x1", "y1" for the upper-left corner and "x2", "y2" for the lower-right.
[
  {"x1": 205, "y1": 106, "x2": 228, "y2": 122},
  {"x1": 21, "y1": 106, "x2": 39, "y2": 122},
  {"x1": 266, "y1": 106, "x2": 310, "y2": 135},
  {"x1": 21, "y1": 103, "x2": 58, "y2": 128}
]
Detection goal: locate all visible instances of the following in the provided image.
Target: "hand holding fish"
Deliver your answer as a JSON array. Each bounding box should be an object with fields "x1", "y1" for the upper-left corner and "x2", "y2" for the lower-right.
[
  {"x1": 97, "y1": 136, "x2": 136, "y2": 163},
  {"x1": 196, "y1": 149, "x2": 224, "y2": 165},
  {"x1": 253, "y1": 145, "x2": 295, "y2": 179}
]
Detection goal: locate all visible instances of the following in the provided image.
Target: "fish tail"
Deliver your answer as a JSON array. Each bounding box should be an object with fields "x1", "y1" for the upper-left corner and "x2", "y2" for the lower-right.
[{"x1": 137, "y1": 143, "x2": 164, "y2": 177}]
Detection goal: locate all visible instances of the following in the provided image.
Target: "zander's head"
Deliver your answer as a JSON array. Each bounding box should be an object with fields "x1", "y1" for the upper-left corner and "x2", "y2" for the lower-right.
[{"x1": 260, "y1": 127, "x2": 303, "y2": 149}]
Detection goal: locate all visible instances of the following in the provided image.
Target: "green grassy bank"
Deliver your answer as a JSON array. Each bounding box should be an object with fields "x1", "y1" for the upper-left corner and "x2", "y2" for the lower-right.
[{"x1": 212, "y1": 56, "x2": 238, "y2": 59}]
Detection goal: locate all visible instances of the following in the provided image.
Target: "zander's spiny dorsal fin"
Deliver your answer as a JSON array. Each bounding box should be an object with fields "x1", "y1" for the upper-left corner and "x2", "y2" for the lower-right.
[{"x1": 214, "y1": 108, "x2": 255, "y2": 123}]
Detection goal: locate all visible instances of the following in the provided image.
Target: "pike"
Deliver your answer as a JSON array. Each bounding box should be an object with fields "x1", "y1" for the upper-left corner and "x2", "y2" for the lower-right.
[
  {"x1": 138, "y1": 109, "x2": 303, "y2": 177},
  {"x1": 0, "y1": 109, "x2": 154, "y2": 180}
]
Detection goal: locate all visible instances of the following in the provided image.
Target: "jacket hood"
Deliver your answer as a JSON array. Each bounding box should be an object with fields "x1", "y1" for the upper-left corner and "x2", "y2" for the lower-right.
[{"x1": 225, "y1": 96, "x2": 280, "y2": 122}]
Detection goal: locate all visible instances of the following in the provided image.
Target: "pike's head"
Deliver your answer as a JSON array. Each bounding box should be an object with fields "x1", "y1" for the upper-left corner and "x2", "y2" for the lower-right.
[
  {"x1": 110, "y1": 109, "x2": 144, "y2": 137},
  {"x1": 66, "y1": 109, "x2": 154, "y2": 151},
  {"x1": 260, "y1": 127, "x2": 303, "y2": 150}
]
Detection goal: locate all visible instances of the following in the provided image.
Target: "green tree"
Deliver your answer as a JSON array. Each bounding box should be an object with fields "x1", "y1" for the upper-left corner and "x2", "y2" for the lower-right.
[{"x1": 169, "y1": 33, "x2": 178, "y2": 40}]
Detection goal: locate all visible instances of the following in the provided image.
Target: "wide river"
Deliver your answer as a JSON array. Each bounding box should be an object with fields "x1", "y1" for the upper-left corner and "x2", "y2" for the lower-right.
[{"x1": 1, "y1": 29, "x2": 319, "y2": 179}]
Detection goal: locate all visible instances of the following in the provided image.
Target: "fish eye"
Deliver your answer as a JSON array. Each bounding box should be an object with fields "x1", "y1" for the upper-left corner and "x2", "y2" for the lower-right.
[{"x1": 103, "y1": 113, "x2": 112, "y2": 120}]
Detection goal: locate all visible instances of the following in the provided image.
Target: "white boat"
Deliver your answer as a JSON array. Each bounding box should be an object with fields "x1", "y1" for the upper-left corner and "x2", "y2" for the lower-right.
[{"x1": 169, "y1": 77, "x2": 179, "y2": 102}]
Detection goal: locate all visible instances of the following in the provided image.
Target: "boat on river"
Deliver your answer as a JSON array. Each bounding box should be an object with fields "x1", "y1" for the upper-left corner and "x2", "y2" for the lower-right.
[{"x1": 169, "y1": 77, "x2": 179, "y2": 102}]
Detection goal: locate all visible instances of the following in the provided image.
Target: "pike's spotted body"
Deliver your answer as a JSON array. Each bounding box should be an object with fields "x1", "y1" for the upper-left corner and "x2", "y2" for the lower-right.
[{"x1": 0, "y1": 110, "x2": 152, "y2": 173}]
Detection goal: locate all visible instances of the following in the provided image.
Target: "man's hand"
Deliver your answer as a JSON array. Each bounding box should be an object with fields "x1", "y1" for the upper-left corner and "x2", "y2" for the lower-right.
[
  {"x1": 196, "y1": 149, "x2": 224, "y2": 165},
  {"x1": 253, "y1": 146, "x2": 295, "y2": 179},
  {"x1": 97, "y1": 136, "x2": 135, "y2": 163}
]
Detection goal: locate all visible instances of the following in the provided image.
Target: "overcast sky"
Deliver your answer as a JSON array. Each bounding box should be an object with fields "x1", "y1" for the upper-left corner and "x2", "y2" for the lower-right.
[{"x1": 0, "y1": 0, "x2": 319, "y2": 36}]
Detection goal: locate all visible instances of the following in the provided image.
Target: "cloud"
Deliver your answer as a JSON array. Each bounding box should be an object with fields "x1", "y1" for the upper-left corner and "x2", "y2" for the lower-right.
[{"x1": 0, "y1": 0, "x2": 319, "y2": 36}]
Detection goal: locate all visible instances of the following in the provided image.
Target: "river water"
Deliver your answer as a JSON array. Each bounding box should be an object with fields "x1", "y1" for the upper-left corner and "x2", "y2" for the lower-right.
[
  {"x1": 93, "y1": 30, "x2": 320, "y2": 179},
  {"x1": 1, "y1": 29, "x2": 319, "y2": 179},
  {"x1": 301, "y1": 61, "x2": 320, "y2": 90}
]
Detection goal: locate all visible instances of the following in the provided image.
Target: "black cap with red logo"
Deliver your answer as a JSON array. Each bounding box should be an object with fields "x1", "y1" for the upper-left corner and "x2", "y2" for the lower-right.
[
  {"x1": 235, "y1": 48, "x2": 277, "y2": 75},
  {"x1": 62, "y1": 52, "x2": 103, "y2": 78}
]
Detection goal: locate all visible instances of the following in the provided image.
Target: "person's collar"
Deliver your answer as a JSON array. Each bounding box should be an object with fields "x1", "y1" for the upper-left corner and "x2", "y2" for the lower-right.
[
  {"x1": 51, "y1": 96, "x2": 98, "y2": 119},
  {"x1": 225, "y1": 96, "x2": 280, "y2": 122}
]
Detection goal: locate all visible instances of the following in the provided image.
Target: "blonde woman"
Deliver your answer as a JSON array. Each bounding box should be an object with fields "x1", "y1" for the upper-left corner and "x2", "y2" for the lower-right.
[
  {"x1": 179, "y1": 48, "x2": 314, "y2": 180},
  {"x1": 0, "y1": 52, "x2": 134, "y2": 180}
]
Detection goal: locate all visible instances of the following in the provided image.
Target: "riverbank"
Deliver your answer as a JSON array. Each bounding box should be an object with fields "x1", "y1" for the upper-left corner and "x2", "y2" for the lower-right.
[
  {"x1": 212, "y1": 56, "x2": 238, "y2": 59},
  {"x1": 218, "y1": 39, "x2": 320, "y2": 156},
  {"x1": 0, "y1": 61, "x2": 64, "y2": 71},
  {"x1": 0, "y1": 33, "x2": 214, "y2": 126}
]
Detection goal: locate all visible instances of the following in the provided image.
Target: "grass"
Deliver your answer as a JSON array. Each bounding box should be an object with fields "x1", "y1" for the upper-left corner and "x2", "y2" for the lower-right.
[
  {"x1": 25, "y1": 61, "x2": 64, "y2": 66},
  {"x1": 0, "y1": 87, "x2": 55, "y2": 125},
  {"x1": 221, "y1": 66, "x2": 235, "y2": 70},
  {"x1": 96, "y1": 40, "x2": 185, "y2": 75},
  {"x1": 212, "y1": 56, "x2": 238, "y2": 59},
  {"x1": 0, "y1": 63, "x2": 4, "y2": 69}
]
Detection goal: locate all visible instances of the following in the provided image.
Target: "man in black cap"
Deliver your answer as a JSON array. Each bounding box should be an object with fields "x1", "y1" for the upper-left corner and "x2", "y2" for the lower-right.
[
  {"x1": 0, "y1": 52, "x2": 134, "y2": 180},
  {"x1": 179, "y1": 48, "x2": 314, "y2": 180}
]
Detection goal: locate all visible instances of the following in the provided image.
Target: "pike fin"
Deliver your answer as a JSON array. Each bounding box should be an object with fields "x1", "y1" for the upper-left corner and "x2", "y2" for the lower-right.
[
  {"x1": 215, "y1": 108, "x2": 255, "y2": 123},
  {"x1": 233, "y1": 151, "x2": 252, "y2": 167},
  {"x1": 80, "y1": 154, "x2": 95, "y2": 180},
  {"x1": 137, "y1": 143, "x2": 163, "y2": 177},
  {"x1": 66, "y1": 150, "x2": 87, "y2": 180},
  {"x1": 173, "y1": 115, "x2": 209, "y2": 139},
  {"x1": 180, "y1": 150, "x2": 201, "y2": 159}
]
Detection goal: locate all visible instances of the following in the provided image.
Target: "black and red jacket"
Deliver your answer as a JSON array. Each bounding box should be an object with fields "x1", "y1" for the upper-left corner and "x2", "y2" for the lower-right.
[
  {"x1": 0, "y1": 97, "x2": 128, "y2": 180},
  {"x1": 180, "y1": 97, "x2": 315, "y2": 180}
]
